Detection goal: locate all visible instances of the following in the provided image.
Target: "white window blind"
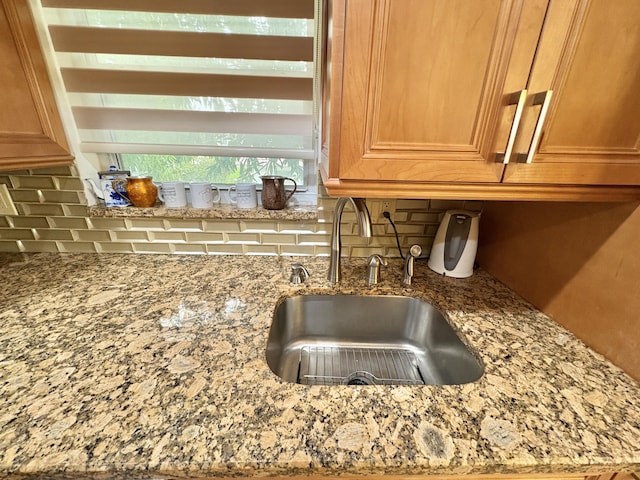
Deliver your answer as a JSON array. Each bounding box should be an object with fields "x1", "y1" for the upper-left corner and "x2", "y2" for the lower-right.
[{"x1": 40, "y1": 0, "x2": 316, "y2": 185}]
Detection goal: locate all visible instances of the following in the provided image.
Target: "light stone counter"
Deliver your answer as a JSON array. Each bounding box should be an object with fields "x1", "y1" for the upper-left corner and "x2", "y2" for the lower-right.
[
  {"x1": 88, "y1": 203, "x2": 318, "y2": 221},
  {"x1": 0, "y1": 253, "x2": 639, "y2": 479}
]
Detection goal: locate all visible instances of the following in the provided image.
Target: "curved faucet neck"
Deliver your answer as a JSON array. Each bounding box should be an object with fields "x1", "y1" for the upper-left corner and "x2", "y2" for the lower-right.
[{"x1": 328, "y1": 197, "x2": 372, "y2": 284}]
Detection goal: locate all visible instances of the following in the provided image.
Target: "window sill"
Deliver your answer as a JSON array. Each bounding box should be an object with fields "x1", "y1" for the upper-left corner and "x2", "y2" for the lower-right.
[{"x1": 87, "y1": 203, "x2": 318, "y2": 221}]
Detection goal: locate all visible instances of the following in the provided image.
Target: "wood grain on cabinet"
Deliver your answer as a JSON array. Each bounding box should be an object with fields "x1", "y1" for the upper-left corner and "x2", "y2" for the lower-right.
[
  {"x1": 477, "y1": 201, "x2": 640, "y2": 381},
  {"x1": 323, "y1": 0, "x2": 545, "y2": 183},
  {"x1": 0, "y1": 0, "x2": 73, "y2": 171},
  {"x1": 320, "y1": 0, "x2": 640, "y2": 201},
  {"x1": 504, "y1": 0, "x2": 640, "y2": 185}
]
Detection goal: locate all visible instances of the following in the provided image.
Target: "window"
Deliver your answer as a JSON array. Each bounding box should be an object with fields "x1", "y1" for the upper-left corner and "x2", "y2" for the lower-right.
[{"x1": 40, "y1": 0, "x2": 317, "y2": 187}]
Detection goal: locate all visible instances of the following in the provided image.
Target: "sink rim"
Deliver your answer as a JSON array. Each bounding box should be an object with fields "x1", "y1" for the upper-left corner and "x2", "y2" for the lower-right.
[{"x1": 266, "y1": 293, "x2": 485, "y2": 386}]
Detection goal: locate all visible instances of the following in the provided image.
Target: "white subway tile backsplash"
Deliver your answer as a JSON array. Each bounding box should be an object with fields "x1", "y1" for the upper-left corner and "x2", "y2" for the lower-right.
[
  {"x1": 40, "y1": 190, "x2": 84, "y2": 204},
  {"x1": 10, "y1": 175, "x2": 57, "y2": 190},
  {"x1": 173, "y1": 244, "x2": 207, "y2": 254},
  {"x1": 88, "y1": 218, "x2": 127, "y2": 230},
  {"x1": 245, "y1": 245, "x2": 279, "y2": 256},
  {"x1": 184, "y1": 232, "x2": 225, "y2": 243},
  {"x1": 64, "y1": 204, "x2": 90, "y2": 216},
  {"x1": 54, "y1": 177, "x2": 85, "y2": 191},
  {"x1": 297, "y1": 234, "x2": 329, "y2": 246},
  {"x1": 392, "y1": 224, "x2": 427, "y2": 235},
  {"x1": 314, "y1": 246, "x2": 331, "y2": 256},
  {"x1": 391, "y1": 211, "x2": 409, "y2": 222},
  {"x1": 240, "y1": 221, "x2": 278, "y2": 233},
  {"x1": 260, "y1": 233, "x2": 298, "y2": 245},
  {"x1": 36, "y1": 229, "x2": 76, "y2": 241},
  {"x1": 425, "y1": 225, "x2": 440, "y2": 236},
  {"x1": 150, "y1": 231, "x2": 187, "y2": 243},
  {"x1": 429, "y1": 199, "x2": 466, "y2": 211},
  {"x1": 8, "y1": 190, "x2": 41, "y2": 203},
  {"x1": 407, "y1": 212, "x2": 440, "y2": 223},
  {"x1": 50, "y1": 217, "x2": 89, "y2": 229},
  {"x1": 206, "y1": 244, "x2": 244, "y2": 255},
  {"x1": 278, "y1": 245, "x2": 317, "y2": 256},
  {"x1": 224, "y1": 233, "x2": 260, "y2": 244},
  {"x1": 0, "y1": 241, "x2": 21, "y2": 252},
  {"x1": 165, "y1": 219, "x2": 204, "y2": 232},
  {"x1": 10, "y1": 216, "x2": 50, "y2": 229},
  {"x1": 132, "y1": 243, "x2": 173, "y2": 254},
  {"x1": 278, "y1": 222, "x2": 317, "y2": 234},
  {"x1": 405, "y1": 237, "x2": 435, "y2": 249},
  {"x1": 350, "y1": 246, "x2": 389, "y2": 258},
  {"x1": 396, "y1": 199, "x2": 430, "y2": 210},
  {"x1": 75, "y1": 230, "x2": 113, "y2": 242},
  {"x1": 58, "y1": 241, "x2": 97, "y2": 253},
  {"x1": 126, "y1": 218, "x2": 166, "y2": 231},
  {"x1": 202, "y1": 220, "x2": 241, "y2": 233},
  {"x1": 97, "y1": 242, "x2": 135, "y2": 253},
  {"x1": 113, "y1": 231, "x2": 150, "y2": 241},
  {"x1": 21, "y1": 204, "x2": 66, "y2": 216},
  {"x1": 20, "y1": 240, "x2": 60, "y2": 252},
  {"x1": 0, "y1": 228, "x2": 36, "y2": 240},
  {"x1": 0, "y1": 166, "x2": 480, "y2": 257}
]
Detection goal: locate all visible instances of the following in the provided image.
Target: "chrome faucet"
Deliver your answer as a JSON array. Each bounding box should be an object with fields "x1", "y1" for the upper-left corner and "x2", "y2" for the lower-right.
[
  {"x1": 290, "y1": 263, "x2": 310, "y2": 284},
  {"x1": 366, "y1": 254, "x2": 387, "y2": 285},
  {"x1": 328, "y1": 197, "x2": 372, "y2": 284},
  {"x1": 403, "y1": 244, "x2": 423, "y2": 285}
]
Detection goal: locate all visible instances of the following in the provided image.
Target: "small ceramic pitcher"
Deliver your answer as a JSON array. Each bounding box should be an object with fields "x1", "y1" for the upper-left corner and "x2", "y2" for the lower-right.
[
  {"x1": 113, "y1": 176, "x2": 158, "y2": 208},
  {"x1": 260, "y1": 176, "x2": 297, "y2": 210},
  {"x1": 84, "y1": 166, "x2": 131, "y2": 207}
]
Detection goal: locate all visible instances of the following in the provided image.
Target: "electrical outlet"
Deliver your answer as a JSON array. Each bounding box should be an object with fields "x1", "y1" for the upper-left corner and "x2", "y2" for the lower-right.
[
  {"x1": 368, "y1": 199, "x2": 396, "y2": 220},
  {"x1": 381, "y1": 199, "x2": 396, "y2": 219},
  {"x1": 0, "y1": 184, "x2": 18, "y2": 216}
]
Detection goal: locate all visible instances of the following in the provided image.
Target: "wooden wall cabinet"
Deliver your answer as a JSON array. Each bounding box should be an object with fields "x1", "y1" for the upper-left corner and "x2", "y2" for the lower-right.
[
  {"x1": 0, "y1": 0, "x2": 73, "y2": 171},
  {"x1": 320, "y1": 0, "x2": 640, "y2": 201}
]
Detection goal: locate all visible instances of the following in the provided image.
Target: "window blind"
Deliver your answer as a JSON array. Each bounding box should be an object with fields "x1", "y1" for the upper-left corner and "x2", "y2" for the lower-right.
[{"x1": 40, "y1": 0, "x2": 316, "y2": 183}]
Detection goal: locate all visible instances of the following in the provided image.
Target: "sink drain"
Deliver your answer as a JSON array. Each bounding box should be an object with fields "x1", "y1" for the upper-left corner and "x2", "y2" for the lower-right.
[{"x1": 344, "y1": 372, "x2": 377, "y2": 386}]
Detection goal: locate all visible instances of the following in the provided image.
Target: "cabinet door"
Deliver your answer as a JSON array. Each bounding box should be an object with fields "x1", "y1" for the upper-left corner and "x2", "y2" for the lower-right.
[
  {"x1": 0, "y1": 0, "x2": 73, "y2": 171},
  {"x1": 326, "y1": 0, "x2": 546, "y2": 183},
  {"x1": 504, "y1": 0, "x2": 640, "y2": 185}
]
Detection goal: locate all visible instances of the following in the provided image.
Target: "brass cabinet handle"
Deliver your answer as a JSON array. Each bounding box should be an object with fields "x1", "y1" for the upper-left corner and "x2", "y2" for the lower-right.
[
  {"x1": 523, "y1": 90, "x2": 553, "y2": 164},
  {"x1": 497, "y1": 89, "x2": 528, "y2": 165}
]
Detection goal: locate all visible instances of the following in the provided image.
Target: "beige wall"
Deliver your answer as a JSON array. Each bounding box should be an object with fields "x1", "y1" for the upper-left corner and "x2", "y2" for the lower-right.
[
  {"x1": 477, "y1": 201, "x2": 640, "y2": 381},
  {"x1": 0, "y1": 165, "x2": 482, "y2": 257}
]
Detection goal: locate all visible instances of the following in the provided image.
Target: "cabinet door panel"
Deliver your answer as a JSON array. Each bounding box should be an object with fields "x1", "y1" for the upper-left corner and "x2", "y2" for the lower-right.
[
  {"x1": 335, "y1": 0, "x2": 539, "y2": 183},
  {"x1": 505, "y1": 0, "x2": 640, "y2": 185},
  {"x1": 371, "y1": 1, "x2": 501, "y2": 148},
  {"x1": 0, "y1": 0, "x2": 73, "y2": 170}
]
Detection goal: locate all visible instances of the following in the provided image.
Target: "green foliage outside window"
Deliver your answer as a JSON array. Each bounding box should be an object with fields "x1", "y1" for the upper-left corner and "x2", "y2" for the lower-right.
[{"x1": 121, "y1": 154, "x2": 304, "y2": 185}]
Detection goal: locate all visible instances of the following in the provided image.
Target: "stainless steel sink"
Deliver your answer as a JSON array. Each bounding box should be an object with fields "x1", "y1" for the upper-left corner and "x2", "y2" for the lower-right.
[{"x1": 266, "y1": 295, "x2": 484, "y2": 386}]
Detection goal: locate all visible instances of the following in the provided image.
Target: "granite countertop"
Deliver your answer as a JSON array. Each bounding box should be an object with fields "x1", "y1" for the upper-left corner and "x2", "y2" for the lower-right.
[
  {"x1": 88, "y1": 203, "x2": 318, "y2": 220},
  {"x1": 0, "y1": 253, "x2": 639, "y2": 479}
]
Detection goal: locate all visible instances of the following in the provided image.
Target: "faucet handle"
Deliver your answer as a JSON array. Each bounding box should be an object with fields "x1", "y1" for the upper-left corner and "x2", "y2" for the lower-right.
[
  {"x1": 290, "y1": 263, "x2": 310, "y2": 284},
  {"x1": 366, "y1": 254, "x2": 387, "y2": 285}
]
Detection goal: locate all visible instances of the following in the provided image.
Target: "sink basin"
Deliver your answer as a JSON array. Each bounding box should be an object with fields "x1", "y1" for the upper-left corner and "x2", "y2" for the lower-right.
[{"x1": 266, "y1": 295, "x2": 484, "y2": 386}]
